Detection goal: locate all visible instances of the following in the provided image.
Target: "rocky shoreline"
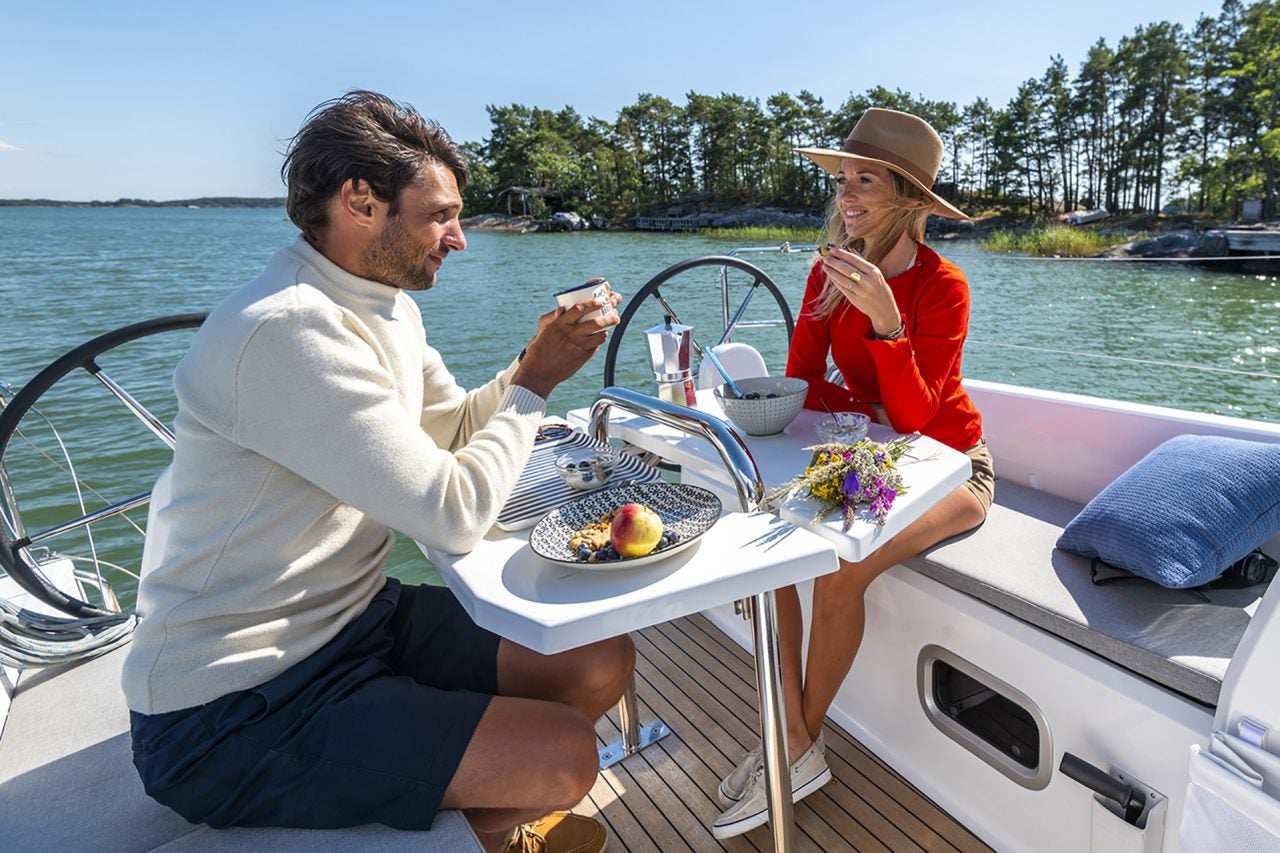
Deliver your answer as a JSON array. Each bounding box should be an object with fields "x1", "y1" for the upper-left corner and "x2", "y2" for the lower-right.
[
  {"x1": 461, "y1": 208, "x2": 1279, "y2": 267},
  {"x1": 460, "y1": 206, "x2": 827, "y2": 234}
]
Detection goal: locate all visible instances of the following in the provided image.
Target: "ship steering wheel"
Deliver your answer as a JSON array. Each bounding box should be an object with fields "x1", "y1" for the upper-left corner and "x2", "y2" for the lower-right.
[
  {"x1": 601, "y1": 255, "x2": 796, "y2": 391},
  {"x1": 0, "y1": 314, "x2": 206, "y2": 618}
]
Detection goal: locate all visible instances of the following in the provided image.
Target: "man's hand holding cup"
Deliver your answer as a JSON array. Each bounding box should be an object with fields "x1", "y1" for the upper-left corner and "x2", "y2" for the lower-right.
[{"x1": 514, "y1": 278, "x2": 622, "y2": 399}]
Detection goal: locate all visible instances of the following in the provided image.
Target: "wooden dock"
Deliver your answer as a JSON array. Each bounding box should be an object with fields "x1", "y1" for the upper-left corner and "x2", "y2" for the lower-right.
[
  {"x1": 1206, "y1": 228, "x2": 1280, "y2": 253},
  {"x1": 633, "y1": 216, "x2": 703, "y2": 232}
]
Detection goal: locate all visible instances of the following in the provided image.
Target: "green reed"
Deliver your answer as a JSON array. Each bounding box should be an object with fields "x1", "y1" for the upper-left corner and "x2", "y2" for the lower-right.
[
  {"x1": 701, "y1": 225, "x2": 826, "y2": 243},
  {"x1": 980, "y1": 224, "x2": 1142, "y2": 256}
]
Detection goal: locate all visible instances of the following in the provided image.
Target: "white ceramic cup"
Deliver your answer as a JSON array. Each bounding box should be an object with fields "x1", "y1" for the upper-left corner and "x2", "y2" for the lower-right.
[{"x1": 554, "y1": 277, "x2": 615, "y2": 323}]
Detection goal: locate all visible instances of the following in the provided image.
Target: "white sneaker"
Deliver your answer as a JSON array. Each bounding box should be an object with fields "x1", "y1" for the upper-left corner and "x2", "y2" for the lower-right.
[
  {"x1": 717, "y1": 745, "x2": 762, "y2": 807},
  {"x1": 717, "y1": 732, "x2": 824, "y2": 806},
  {"x1": 711, "y1": 736, "x2": 832, "y2": 839}
]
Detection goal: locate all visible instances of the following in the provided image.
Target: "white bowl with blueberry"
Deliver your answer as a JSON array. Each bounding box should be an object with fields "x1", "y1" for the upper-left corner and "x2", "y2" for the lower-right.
[
  {"x1": 713, "y1": 376, "x2": 809, "y2": 436},
  {"x1": 554, "y1": 447, "x2": 620, "y2": 491}
]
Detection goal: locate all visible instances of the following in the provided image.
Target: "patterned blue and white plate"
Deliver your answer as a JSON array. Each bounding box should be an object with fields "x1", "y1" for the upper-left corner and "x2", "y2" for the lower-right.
[{"x1": 529, "y1": 483, "x2": 722, "y2": 571}]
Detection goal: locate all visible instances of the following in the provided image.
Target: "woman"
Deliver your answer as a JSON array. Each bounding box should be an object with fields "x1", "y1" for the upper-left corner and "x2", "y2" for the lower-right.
[{"x1": 711, "y1": 108, "x2": 995, "y2": 840}]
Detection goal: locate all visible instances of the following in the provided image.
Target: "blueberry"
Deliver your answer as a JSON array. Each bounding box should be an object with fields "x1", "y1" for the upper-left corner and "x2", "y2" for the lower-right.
[
  {"x1": 668, "y1": 531, "x2": 679, "y2": 543},
  {"x1": 766, "y1": 393, "x2": 778, "y2": 399},
  {"x1": 581, "y1": 472, "x2": 594, "y2": 483},
  {"x1": 577, "y1": 460, "x2": 591, "y2": 469},
  {"x1": 576, "y1": 544, "x2": 592, "y2": 561}
]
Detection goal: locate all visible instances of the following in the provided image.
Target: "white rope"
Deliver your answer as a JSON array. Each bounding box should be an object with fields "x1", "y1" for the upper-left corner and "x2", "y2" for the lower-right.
[{"x1": 0, "y1": 598, "x2": 134, "y2": 669}]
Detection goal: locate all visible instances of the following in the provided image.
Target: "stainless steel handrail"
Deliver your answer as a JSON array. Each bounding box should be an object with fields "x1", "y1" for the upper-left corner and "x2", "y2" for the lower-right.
[{"x1": 587, "y1": 386, "x2": 763, "y2": 513}]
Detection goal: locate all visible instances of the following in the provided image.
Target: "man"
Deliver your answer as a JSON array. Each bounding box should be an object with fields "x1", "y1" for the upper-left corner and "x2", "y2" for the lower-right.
[{"x1": 122, "y1": 90, "x2": 632, "y2": 853}]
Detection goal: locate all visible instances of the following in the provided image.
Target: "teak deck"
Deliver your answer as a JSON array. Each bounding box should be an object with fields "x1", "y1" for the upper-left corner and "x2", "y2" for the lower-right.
[{"x1": 578, "y1": 613, "x2": 992, "y2": 852}]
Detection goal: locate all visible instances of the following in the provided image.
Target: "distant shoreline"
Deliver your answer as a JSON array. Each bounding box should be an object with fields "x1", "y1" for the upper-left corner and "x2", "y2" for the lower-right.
[{"x1": 0, "y1": 197, "x2": 285, "y2": 209}]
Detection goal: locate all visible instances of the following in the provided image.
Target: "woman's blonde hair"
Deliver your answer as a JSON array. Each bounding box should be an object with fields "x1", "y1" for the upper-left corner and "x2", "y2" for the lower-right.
[{"x1": 809, "y1": 170, "x2": 933, "y2": 321}]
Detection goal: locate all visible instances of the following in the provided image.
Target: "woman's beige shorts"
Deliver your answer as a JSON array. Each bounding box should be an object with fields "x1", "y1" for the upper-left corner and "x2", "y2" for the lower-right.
[{"x1": 961, "y1": 438, "x2": 995, "y2": 511}]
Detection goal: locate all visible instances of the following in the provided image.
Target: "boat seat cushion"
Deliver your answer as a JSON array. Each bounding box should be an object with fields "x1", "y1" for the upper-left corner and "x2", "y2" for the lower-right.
[
  {"x1": 1055, "y1": 435, "x2": 1280, "y2": 588},
  {"x1": 0, "y1": 648, "x2": 483, "y2": 852},
  {"x1": 904, "y1": 480, "x2": 1267, "y2": 706}
]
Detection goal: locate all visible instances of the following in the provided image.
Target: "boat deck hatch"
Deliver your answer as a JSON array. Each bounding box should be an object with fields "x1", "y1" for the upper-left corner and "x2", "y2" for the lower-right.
[{"x1": 918, "y1": 644, "x2": 1054, "y2": 790}]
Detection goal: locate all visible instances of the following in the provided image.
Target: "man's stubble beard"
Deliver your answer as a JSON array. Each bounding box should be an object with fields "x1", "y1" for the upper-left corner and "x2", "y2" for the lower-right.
[{"x1": 362, "y1": 213, "x2": 436, "y2": 292}]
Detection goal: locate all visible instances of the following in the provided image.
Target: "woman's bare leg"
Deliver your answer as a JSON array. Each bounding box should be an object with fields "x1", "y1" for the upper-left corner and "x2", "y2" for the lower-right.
[
  {"x1": 801, "y1": 486, "x2": 985, "y2": 739},
  {"x1": 775, "y1": 585, "x2": 812, "y2": 759}
]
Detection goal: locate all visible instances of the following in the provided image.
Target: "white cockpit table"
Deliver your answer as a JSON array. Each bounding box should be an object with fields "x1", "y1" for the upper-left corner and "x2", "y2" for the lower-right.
[
  {"x1": 420, "y1": 510, "x2": 834, "y2": 657},
  {"x1": 568, "y1": 388, "x2": 973, "y2": 562},
  {"x1": 419, "y1": 389, "x2": 838, "y2": 852}
]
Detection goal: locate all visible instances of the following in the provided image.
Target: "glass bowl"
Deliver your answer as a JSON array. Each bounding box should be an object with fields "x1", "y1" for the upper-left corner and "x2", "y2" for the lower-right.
[
  {"x1": 815, "y1": 412, "x2": 870, "y2": 445},
  {"x1": 554, "y1": 447, "x2": 620, "y2": 491}
]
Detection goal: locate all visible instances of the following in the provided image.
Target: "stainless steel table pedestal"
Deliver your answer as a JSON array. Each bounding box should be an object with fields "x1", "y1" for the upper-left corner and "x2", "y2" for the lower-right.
[
  {"x1": 752, "y1": 589, "x2": 796, "y2": 850},
  {"x1": 598, "y1": 674, "x2": 671, "y2": 768}
]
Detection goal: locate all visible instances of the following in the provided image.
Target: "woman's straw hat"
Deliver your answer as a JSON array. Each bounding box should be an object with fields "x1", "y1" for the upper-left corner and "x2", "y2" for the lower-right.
[{"x1": 794, "y1": 108, "x2": 967, "y2": 220}]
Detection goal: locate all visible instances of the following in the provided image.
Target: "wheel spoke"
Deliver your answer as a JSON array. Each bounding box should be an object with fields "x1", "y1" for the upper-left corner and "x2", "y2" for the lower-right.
[
  {"x1": 720, "y1": 279, "x2": 766, "y2": 347},
  {"x1": 93, "y1": 369, "x2": 177, "y2": 449}
]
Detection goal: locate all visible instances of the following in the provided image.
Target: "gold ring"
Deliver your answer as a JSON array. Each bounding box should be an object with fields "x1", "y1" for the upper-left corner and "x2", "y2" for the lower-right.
[{"x1": 848, "y1": 270, "x2": 862, "y2": 283}]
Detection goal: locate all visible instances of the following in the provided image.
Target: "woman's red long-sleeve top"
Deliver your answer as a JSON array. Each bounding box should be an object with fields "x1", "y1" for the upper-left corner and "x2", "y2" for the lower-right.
[{"x1": 784, "y1": 243, "x2": 983, "y2": 452}]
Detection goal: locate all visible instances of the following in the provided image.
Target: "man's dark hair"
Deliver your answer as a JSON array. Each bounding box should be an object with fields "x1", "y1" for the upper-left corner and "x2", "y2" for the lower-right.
[{"x1": 282, "y1": 90, "x2": 469, "y2": 240}]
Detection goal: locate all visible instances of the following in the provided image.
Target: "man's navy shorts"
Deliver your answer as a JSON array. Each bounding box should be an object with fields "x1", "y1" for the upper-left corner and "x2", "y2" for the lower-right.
[{"x1": 130, "y1": 578, "x2": 500, "y2": 830}]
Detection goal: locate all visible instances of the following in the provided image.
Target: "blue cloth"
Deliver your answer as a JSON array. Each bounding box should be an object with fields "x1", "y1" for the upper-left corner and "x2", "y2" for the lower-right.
[{"x1": 1056, "y1": 435, "x2": 1280, "y2": 589}]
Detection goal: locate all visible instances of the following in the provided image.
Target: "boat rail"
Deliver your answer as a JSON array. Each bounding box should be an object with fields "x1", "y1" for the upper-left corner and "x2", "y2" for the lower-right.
[{"x1": 716, "y1": 243, "x2": 818, "y2": 344}]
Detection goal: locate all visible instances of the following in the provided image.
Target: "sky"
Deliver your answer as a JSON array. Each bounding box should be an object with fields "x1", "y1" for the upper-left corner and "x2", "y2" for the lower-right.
[{"x1": 1, "y1": 0, "x2": 1231, "y2": 201}]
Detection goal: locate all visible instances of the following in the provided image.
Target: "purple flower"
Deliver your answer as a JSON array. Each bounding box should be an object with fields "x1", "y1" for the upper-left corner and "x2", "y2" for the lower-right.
[{"x1": 843, "y1": 471, "x2": 861, "y2": 495}]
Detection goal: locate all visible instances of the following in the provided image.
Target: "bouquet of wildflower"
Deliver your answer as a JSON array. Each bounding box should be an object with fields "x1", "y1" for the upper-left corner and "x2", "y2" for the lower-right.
[{"x1": 765, "y1": 437, "x2": 913, "y2": 528}]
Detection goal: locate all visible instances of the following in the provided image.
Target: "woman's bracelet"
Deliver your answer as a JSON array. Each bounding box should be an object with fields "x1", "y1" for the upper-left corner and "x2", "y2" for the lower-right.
[{"x1": 874, "y1": 321, "x2": 906, "y2": 341}]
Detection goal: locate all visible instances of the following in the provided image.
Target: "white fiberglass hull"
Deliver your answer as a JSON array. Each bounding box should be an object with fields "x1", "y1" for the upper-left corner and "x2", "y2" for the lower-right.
[{"x1": 702, "y1": 378, "x2": 1280, "y2": 853}]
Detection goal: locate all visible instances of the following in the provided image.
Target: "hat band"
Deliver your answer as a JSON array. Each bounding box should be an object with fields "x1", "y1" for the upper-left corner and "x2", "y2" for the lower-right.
[{"x1": 841, "y1": 139, "x2": 934, "y2": 188}]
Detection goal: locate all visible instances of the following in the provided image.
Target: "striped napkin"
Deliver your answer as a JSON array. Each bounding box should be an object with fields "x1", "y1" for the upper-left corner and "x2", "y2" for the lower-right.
[{"x1": 495, "y1": 430, "x2": 661, "y2": 531}]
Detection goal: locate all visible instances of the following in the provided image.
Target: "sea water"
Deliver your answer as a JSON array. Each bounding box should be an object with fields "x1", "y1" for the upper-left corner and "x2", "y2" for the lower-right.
[{"x1": 1, "y1": 207, "x2": 1276, "y2": 601}]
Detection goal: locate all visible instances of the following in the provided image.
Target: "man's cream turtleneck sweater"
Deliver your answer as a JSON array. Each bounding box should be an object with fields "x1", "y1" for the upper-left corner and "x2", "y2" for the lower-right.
[{"x1": 123, "y1": 237, "x2": 545, "y2": 714}]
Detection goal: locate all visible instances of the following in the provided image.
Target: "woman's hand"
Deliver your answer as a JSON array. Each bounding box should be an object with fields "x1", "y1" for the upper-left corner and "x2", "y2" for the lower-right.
[{"x1": 822, "y1": 247, "x2": 901, "y2": 336}]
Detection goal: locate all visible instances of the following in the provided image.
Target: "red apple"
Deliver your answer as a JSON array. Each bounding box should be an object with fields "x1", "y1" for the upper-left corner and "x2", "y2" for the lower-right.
[{"x1": 609, "y1": 503, "x2": 664, "y2": 558}]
